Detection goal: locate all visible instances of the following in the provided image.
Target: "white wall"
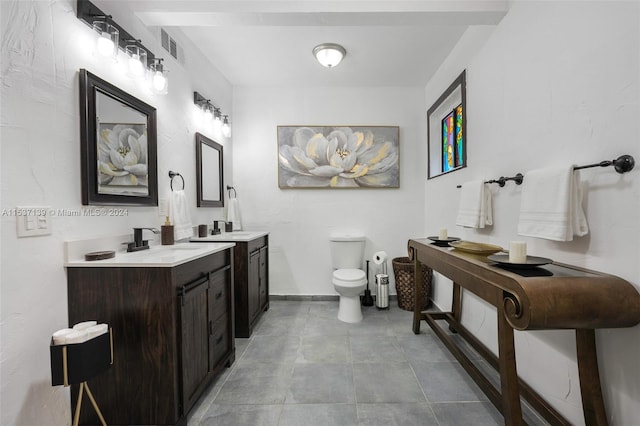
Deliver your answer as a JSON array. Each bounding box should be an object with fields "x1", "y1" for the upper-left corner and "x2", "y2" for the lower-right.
[
  {"x1": 0, "y1": 1, "x2": 232, "y2": 424},
  {"x1": 232, "y1": 86, "x2": 426, "y2": 296},
  {"x1": 425, "y1": 1, "x2": 640, "y2": 425}
]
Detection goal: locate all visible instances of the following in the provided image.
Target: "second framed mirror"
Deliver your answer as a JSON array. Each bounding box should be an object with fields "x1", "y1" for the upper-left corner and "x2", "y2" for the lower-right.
[{"x1": 196, "y1": 132, "x2": 224, "y2": 207}]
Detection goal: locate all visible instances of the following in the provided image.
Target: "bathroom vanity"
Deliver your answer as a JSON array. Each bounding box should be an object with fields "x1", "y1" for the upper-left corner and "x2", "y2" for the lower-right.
[
  {"x1": 192, "y1": 231, "x2": 269, "y2": 337},
  {"x1": 65, "y1": 242, "x2": 235, "y2": 426}
]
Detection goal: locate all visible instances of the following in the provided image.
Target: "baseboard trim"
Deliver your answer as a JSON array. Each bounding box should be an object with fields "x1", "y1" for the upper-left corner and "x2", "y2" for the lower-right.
[{"x1": 270, "y1": 294, "x2": 397, "y2": 302}]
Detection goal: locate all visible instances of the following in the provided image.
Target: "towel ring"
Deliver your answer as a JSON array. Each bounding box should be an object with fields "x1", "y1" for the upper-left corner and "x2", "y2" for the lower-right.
[
  {"x1": 169, "y1": 171, "x2": 185, "y2": 191},
  {"x1": 227, "y1": 185, "x2": 237, "y2": 199}
]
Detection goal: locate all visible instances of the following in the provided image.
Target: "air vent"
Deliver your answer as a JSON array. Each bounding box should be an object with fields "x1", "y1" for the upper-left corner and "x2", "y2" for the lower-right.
[{"x1": 161, "y1": 28, "x2": 179, "y2": 60}]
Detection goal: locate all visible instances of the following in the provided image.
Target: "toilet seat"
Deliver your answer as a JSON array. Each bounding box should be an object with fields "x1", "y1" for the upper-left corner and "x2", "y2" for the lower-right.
[{"x1": 333, "y1": 268, "x2": 366, "y2": 284}]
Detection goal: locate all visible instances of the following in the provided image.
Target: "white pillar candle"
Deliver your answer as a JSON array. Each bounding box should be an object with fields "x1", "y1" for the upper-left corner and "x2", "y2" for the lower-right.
[
  {"x1": 438, "y1": 228, "x2": 448, "y2": 240},
  {"x1": 509, "y1": 241, "x2": 527, "y2": 263}
]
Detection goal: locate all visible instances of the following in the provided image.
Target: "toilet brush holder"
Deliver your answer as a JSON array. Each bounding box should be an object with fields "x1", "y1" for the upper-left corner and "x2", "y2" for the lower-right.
[{"x1": 362, "y1": 260, "x2": 374, "y2": 306}]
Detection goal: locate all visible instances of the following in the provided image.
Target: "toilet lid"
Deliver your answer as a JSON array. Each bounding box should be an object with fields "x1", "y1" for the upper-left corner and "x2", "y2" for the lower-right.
[{"x1": 333, "y1": 269, "x2": 366, "y2": 282}]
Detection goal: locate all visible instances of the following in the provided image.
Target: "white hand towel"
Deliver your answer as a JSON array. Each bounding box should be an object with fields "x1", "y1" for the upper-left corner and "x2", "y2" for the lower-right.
[
  {"x1": 170, "y1": 190, "x2": 194, "y2": 241},
  {"x1": 227, "y1": 198, "x2": 242, "y2": 231},
  {"x1": 517, "y1": 166, "x2": 588, "y2": 241},
  {"x1": 456, "y1": 180, "x2": 493, "y2": 228}
]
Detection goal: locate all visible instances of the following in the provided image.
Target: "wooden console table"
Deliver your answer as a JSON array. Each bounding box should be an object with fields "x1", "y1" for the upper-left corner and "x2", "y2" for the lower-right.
[{"x1": 408, "y1": 238, "x2": 640, "y2": 426}]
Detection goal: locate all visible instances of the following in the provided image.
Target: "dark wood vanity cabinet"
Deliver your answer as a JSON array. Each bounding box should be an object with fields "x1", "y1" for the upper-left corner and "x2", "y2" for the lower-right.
[
  {"x1": 232, "y1": 235, "x2": 269, "y2": 337},
  {"x1": 66, "y1": 249, "x2": 235, "y2": 425}
]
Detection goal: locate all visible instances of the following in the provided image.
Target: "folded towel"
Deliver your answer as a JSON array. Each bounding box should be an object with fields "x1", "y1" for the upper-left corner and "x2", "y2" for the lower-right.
[
  {"x1": 517, "y1": 166, "x2": 588, "y2": 241},
  {"x1": 227, "y1": 198, "x2": 242, "y2": 231},
  {"x1": 456, "y1": 180, "x2": 493, "y2": 228},
  {"x1": 170, "y1": 190, "x2": 193, "y2": 241}
]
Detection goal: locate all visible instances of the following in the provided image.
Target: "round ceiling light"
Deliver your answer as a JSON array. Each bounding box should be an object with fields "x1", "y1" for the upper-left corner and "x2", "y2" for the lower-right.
[{"x1": 312, "y1": 43, "x2": 346, "y2": 68}]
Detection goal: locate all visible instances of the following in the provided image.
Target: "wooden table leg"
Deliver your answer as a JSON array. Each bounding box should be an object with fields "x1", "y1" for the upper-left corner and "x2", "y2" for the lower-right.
[
  {"x1": 413, "y1": 259, "x2": 423, "y2": 334},
  {"x1": 576, "y1": 329, "x2": 608, "y2": 426},
  {"x1": 449, "y1": 282, "x2": 462, "y2": 333},
  {"x1": 497, "y1": 301, "x2": 524, "y2": 426}
]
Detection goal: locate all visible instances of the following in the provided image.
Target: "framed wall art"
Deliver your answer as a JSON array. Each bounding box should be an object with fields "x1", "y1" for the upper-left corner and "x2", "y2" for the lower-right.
[
  {"x1": 277, "y1": 126, "x2": 399, "y2": 189},
  {"x1": 428, "y1": 70, "x2": 466, "y2": 179}
]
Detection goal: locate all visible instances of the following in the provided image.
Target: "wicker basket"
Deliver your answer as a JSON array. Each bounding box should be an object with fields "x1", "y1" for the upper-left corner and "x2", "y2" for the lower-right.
[{"x1": 392, "y1": 257, "x2": 432, "y2": 311}]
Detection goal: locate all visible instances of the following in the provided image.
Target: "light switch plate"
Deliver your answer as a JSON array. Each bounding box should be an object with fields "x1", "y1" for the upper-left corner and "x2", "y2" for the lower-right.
[{"x1": 16, "y1": 206, "x2": 51, "y2": 237}]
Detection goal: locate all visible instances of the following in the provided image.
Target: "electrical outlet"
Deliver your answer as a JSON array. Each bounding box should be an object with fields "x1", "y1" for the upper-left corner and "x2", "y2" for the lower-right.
[{"x1": 15, "y1": 206, "x2": 51, "y2": 237}]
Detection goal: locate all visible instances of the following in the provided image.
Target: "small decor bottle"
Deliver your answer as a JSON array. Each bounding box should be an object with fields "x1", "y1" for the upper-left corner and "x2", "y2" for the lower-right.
[{"x1": 161, "y1": 216, "x2": 174, "y2": 245}]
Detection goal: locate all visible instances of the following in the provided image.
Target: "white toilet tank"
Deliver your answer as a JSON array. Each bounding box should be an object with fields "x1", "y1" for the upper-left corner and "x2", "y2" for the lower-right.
[{"x1": 330, "y1": 235, "x2": 366, "y2": 269}]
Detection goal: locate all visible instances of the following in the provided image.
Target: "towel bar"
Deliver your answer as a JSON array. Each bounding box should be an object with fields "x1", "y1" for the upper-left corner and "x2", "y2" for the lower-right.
[{"x1": 456, "y1": 154, "x2": 635, "y2": 188}]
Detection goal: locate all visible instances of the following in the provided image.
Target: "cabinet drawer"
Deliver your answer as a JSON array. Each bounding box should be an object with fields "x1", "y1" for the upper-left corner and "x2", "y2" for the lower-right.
[
  {"x1": 247, "y1": 236, "x2": 267, "y2": 253},
  {"x1": 210, "y1": 270, "x2": 228, "y2": 316},
  {"x1": 210, "y1": 314, "x2": 229, "y2": 367},
  {"x1": 174, "y1": 251, "x2": 231, "y2": 288}
]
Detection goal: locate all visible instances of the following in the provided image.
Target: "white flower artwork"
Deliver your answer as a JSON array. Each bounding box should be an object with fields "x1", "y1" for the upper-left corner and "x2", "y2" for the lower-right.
[
  {"x1": 277, "y1": 126, "x2": 399, "y2": 188},
  {"x1": 97, "y1": 123, "x2": 149, "y2": 196}
]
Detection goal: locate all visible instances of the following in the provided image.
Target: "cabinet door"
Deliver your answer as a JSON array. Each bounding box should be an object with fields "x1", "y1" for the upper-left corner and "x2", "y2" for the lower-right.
[
  {"x1": 248, "y1": 250, "x2": 261, "y2": 321},
  {"x1": 209, "y1": 267, "x2": 231, "y2": 368},
  {"x1": 258, "y1": 246, "x2": 268, "y2": 310},
  {"x1": 178, "y1": 275, "x2": 210, "y2": 414}
]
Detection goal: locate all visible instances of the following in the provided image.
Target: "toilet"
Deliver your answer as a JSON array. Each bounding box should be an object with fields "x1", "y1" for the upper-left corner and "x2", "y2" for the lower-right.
[{"x1": 330, "y1": 235, "x2": 367, "y2": 323}]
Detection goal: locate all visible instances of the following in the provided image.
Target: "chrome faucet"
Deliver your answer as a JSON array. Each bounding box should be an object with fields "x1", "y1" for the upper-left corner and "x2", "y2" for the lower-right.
[{"x1": 127, "y1": 227, "x2": 160, "y2": 252}]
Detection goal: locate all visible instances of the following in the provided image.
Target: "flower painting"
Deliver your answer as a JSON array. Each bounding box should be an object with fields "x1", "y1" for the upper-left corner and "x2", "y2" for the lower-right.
[
  {"x1": 277, "y1": 126, "x2": 399, "y2": 188},
  {"x1": 97, "y1": 123, "x2": 149, "y2": 196}
]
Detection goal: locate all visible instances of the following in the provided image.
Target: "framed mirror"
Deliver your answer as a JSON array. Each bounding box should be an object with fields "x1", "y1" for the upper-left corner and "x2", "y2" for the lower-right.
[
  {"x1": 196, "y1": 132, "x2": 224, "y2": 207},
  {"x1": 79, "y1": 69, "x2": 158, "y2": 205},
  {"x1": 427, "y1": 70, "x2": 466, "y2": 179}
]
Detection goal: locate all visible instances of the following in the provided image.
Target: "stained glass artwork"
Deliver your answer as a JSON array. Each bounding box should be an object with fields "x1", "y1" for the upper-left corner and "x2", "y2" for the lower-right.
[
  {"x1": 442, "y1": 103, "x2": 464, "y2": 172},
  {"x1": 455, "y1": 104, "x2": 463, "y2": 167},
  {"x1": 442, "y1": 111, "x2": 455, "y2": 172}
]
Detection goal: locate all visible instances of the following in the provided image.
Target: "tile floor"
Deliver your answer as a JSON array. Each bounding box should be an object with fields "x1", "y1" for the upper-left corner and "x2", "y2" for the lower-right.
[{"x1": 188, "y1": 300, "x2": 547, "y2": 426}]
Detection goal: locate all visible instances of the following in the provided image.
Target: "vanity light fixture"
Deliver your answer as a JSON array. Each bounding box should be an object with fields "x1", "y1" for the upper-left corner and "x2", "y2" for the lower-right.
[
  {"x1": 77, "y1": 0, "x2": 168, "y2": 93},
  {"x1": 194, "y1": 91, "x2": 230, "y2": 135},
  {"x1": 149, "y1": 58, "x2": 168, "y2": 94},
  {"x1": 92, "y1": 16, "x2": 118, "y2": 60},
  {"x1": 221, "y1": 115, "x2": 231, "y2": 138},
  {"x1": 312, "y1": 43, "x2": 346, "y2": 68}
]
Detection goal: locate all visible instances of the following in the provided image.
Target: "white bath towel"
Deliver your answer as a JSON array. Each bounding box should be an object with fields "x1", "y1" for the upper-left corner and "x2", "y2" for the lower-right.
[
  {"x1": 517, "y1": 166, "x2": 588, "y2": 241},
  {"x1": 456, "y1": 180, "x2": 493, "y2": 228},
  {"x1": 227, "y1": 198, "x2": 242, "y2": 231},
  {"x1": 170, "y1": 190, "x2": 194, "y2": 241}
]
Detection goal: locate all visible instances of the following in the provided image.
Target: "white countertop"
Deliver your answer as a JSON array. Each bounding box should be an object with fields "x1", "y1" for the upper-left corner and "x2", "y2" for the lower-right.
[
  {"x1": 191, "y1": 230, "x2": 269, "y2": 243},
  {"x1": 65, "y1": 242, "x2": 235, "y2": 268}
]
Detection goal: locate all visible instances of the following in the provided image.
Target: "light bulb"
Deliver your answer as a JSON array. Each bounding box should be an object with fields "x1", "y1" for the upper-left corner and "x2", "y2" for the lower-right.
[
  {"x1": 222, "y1": 116, "x2": 231, "y2": 137},
  {"x1": 129, "y1": 54, "x2": 143, "y2": 76},
  {"x1": 152, "y1": 71, "x2": 166, "y2": 91},
  {"x1": 213, "y1": 115, "x2": 222, "y2": 130},
  {"x1": 97, "y1": 32, "x2": 115, "y2": 57},
  {"x1": 204, "y1": 107, "x2": 213, "y2": 121}
]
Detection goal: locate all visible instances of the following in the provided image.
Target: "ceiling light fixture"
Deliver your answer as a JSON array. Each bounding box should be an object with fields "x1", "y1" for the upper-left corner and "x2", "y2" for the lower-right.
[{"x1": 312, "y1": 43, "x2": 346, "y2": 68}]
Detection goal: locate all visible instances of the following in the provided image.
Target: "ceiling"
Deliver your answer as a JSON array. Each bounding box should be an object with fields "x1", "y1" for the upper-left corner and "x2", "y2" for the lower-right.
[{"x1": 128, "y1": 1, "x2": 508, "y2": 87}]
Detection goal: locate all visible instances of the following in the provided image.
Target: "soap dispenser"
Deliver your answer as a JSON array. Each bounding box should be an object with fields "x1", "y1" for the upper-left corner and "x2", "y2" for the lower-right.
[{"x1": 161, "y1": 216, "x2": 174, "y2": 245}]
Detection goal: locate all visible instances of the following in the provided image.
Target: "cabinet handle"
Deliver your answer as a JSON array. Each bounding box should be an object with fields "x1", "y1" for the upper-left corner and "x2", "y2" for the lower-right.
[
  {"x1": 209, "y1": 320, "x2": 213, "y2": 336},
  {"x1": 215, "y1": 335, "x2": 224, "y2": 344},
  {"x1": 215, "y1": 291, "x2": 223, "y2": 300}
]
